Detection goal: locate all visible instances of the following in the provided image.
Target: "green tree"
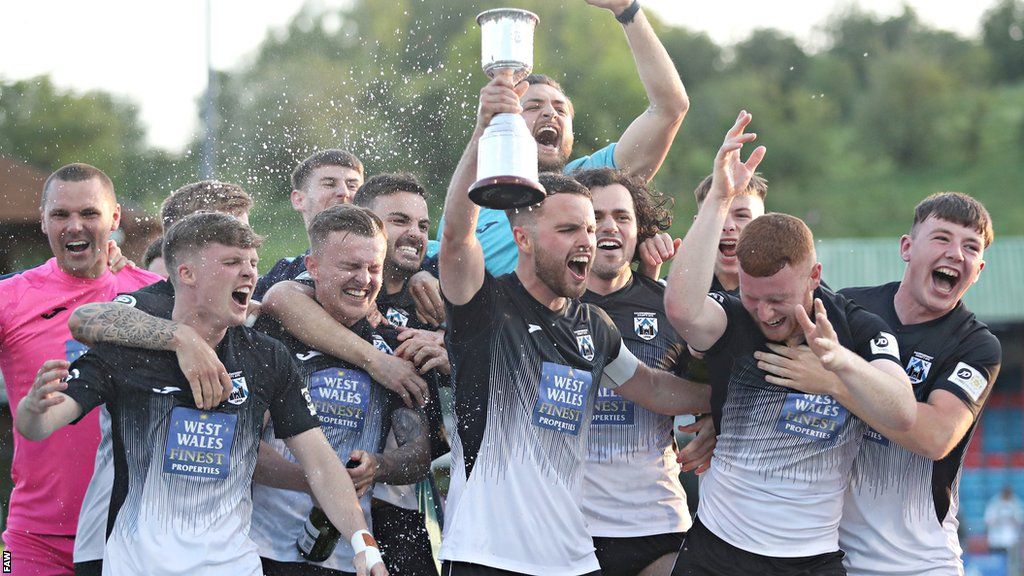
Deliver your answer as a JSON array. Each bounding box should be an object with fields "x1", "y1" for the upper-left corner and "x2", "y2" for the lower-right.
[
  {"x1": 731, "y1": 28, "x2": 809, "y2": 93},
  {"x1": 982, "y1": 0, "x2": 1024, "y2": 82},
  {"x1": 0, "y1": 76, "x2": 147, "y2": 192},
  {"x1": 852, "y1": 50, "x2": 964, "y2": 168}
]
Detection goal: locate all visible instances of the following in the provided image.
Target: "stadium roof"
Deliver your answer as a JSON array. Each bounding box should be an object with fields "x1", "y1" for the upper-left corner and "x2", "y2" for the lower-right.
[{"x1": 817, "y1": 237, "x2": 1024, "y2": 324}]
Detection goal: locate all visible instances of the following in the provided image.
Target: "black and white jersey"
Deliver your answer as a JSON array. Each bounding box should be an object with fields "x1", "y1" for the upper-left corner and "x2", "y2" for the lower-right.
[
  {"x1": 699, "y1": 287, "x2": 902, "y2": 557},
  {"x1": 373, "y1": 282, "x2": 449, "y2": 511},
  {"x1": 579, "y1": 274, "x2": 691, "y2": 537},
  {"x1": 250, "y1": 316, "x2": 401, "y2": 572},
  {"x1": 838, "y1": 282, "x2": 1002, "y2": 576},
  {"x1": 73, "y1": 280, "x2": 176, "y2": 564},
  {"x1": 63, "y1": 326, "x2": 320, "y2": 576},
  {"x1": 376, "y1": 280, "x2": 423, "y2": 330},
  {"x1": 440, "y1": 272, "x2": 635, "y2": 575}
]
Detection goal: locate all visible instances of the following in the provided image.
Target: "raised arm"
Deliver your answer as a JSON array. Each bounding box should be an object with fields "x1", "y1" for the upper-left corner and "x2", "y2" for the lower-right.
[
  {"x1": 664, "y1": 111, "x2": 765, "y2": 350},
  {"x1": 439, "y1": 72, "x2": 526, "y2": 305},
  {"x1": 262, "y1": 280, "x2": 427, "y2": 407},
  {"x1": 585, "y1": 0, "x2": 688, "y2": 181},
  {"x1": 15, "y1": 360, "x2": 82, "y2": 441},
  {"x1": 68, "y1": 302, "x2": 229, "y2": 410}
]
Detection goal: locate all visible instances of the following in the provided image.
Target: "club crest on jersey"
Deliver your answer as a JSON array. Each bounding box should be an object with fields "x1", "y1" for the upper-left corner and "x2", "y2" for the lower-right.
[
  {"x1": 574, "y1": 328, "x2": 595, "y2": 361},
  {"x1": 634, "y1": 313, "x2": 658, "y2": 341},
  {"x1": 227, "y1": 371, "x2": 249, "y2": 405},
  {"x1": 385, "y1": 307, "x2": 410, "y2": 327},
  {"x1": 906, "y1": 353, "x2": 932, "y2": 385},
  {"x1": 372, "y1": 334, "x2": 393, "y2": 354}
]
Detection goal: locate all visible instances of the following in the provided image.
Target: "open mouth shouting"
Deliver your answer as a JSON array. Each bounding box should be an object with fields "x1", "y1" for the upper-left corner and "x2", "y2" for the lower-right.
[
  {"x1": 534, "y1": 123, "x2": 561, "y2": 155},
  {"x1": 231, "y1": 286, "x2": 252, "y2": 309},
  {"x1": 719, "y1": 238, "x2": 738, "y2": 260},
  {"x1": 567, "y1": 252, "x2": 591, "y2": 282},
  {"x1": 931, "y1": 265, "x2": 961, "y2": 295}
]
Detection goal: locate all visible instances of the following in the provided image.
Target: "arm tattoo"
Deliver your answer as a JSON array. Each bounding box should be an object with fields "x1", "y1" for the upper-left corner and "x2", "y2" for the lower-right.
[
  {"x1": 375, "y1": 407, "x2": 431, "y2": 485},
  {"x1": 70, "y1": 303, "x2": 178, "y2": 351}
]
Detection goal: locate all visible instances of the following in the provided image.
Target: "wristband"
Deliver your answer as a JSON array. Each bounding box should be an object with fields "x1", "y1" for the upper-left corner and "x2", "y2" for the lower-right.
[
  {"x1": 351, "y1": 529, "x2": 384, "y2": 569},
  {"x1": 616, "y1": 0, "x2": 640, "y2": 24}
]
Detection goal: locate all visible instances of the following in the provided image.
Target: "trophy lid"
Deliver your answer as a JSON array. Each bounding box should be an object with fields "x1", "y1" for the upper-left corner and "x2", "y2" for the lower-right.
[{"x1": 477, "y1": 8, "x2": 539, "y2": 26}]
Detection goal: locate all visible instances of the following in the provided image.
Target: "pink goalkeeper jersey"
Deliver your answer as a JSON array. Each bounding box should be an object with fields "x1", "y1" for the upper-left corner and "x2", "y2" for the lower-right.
[{"x1": 0, "y1": 258, "x2": 159, "y2": 536}]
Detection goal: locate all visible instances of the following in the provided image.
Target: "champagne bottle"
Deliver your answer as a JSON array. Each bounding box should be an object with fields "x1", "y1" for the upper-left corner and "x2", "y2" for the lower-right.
[
  {"x1": 296, "y1": 506, "x2": 340, "y2": 562},
  {"x1": 296, "y1": 458, "x2": 360, "y2": 562}
]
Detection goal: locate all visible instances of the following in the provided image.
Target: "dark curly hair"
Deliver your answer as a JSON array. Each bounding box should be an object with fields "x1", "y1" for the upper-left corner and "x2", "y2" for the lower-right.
[{"x1": 572, "y1": 167, "x2": 673, "y2": 262}]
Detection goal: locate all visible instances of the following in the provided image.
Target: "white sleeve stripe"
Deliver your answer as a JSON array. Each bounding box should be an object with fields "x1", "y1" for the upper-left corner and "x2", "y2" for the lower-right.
[{"x1": 601, "y1": 340, "x2": 640, "y2": 389}]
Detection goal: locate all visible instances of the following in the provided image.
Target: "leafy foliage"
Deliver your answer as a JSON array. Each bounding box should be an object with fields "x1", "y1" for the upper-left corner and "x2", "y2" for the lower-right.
[{"x1": 3, "y1": 2, "x2": 1023, "y2": 267}]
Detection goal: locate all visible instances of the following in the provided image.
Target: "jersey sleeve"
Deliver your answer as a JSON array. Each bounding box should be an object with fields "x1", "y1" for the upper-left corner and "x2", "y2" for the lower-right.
[
  {"x1": 565, "y1": 142, "x2": 618, "y2": 171},
  {"x1": 63, "y1": 346, "x2": 118, "y2": 422},
  {"x1": 931, "y1": 333, "x2": 1002, "y2": 416},
  {"x1": 843, "y1": 298, "x2": 901, "y2": 365},
  {"x1": 113, "y1": 287, "x2": 174, "y2": 319},
  {"x1": 590, "y1": 305, "x2": 637, "y2": 389},
  {"x1": 600, "y1": 340, "x2": 640, "y2": 389},
  {"x1": 701, "y1": 291, "x2": 738, "y2": 356},
  {"x1": 266, "y1": 340, "x2": 322, "y2": 439},
  {"x1": 444, "y1": 272, "x2": 498, "y2": 345}
]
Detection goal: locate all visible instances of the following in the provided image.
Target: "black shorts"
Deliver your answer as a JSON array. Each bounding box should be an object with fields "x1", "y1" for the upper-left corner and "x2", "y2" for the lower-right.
[
  {"x1": 671, "y1": 517, "x2": 846, "y2": 576},
  {"x1": 593, "y1": 532, "x2": 685, "y2": 576},
  {"x1": 261, "y1": 557, "x2": 353, "y2": 576},
  {"x1": 372, "y1": 498, "x2": 437, "y2": 576},
  {"x1": 442, "y1": 561, "x2": 601, "y2": 576},
  {"x1": 74, "y1": 561, "x2": 103, "y2": 576}
]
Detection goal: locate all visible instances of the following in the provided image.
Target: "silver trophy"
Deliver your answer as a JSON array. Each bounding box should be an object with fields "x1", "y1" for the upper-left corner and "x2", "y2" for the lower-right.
[{"x1": 469, "y1": 8, "x2": 546, "y2": 209}]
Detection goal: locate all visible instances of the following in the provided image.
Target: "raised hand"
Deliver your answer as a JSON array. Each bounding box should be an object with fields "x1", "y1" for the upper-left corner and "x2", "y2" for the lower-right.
[
  {"x1": 710, "y1": 110, "x2": 766, "y2": 203},
  {"x1": 476, "y1": 69, "x2": 528, "y2": 133},
  {"x1": 794, "y1": 298, "x2": 850, "y2": 372},
  {"x1": 583, "y1": 0, "x2": 633, "y2": 14}
]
